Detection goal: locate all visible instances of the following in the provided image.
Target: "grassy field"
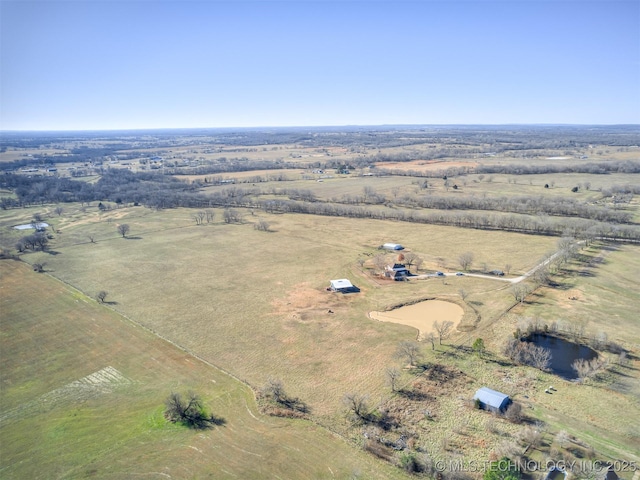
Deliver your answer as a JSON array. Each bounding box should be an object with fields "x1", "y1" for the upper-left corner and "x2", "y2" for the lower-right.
[
  {"x1": 1, "y1": 133, "x2": 638, "y2": 477},
  {"x1": 0, "y1": 259, "x2": 409, "y2": 479},
  {"x1": 3, "y1": 205, "x2": 557, "y2": 421},
  {"x1": 463, "y1": 242, "x2": 640, "y2": 465}
]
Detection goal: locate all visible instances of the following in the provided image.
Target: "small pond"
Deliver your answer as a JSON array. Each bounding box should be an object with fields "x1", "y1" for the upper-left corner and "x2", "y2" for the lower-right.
[
  {"x1": 369, "y1": 300, "x2": 463, "y2": 339},
  {"x1": 13, "y1": 222, "x2": 50, "y2": 230},
  {"x1": 526, "y1": 333, "x2": 598, "y2": 380}
]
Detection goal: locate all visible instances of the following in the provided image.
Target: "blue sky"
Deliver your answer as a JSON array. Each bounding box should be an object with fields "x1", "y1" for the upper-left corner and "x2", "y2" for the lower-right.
[{"x1": 1, "y1": 0, "x2": 639, "y2": 130}]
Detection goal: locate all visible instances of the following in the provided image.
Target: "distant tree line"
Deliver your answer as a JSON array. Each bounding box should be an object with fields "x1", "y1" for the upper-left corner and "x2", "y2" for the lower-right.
[
  {"x1": 252, "y1": 199, "x2": 640, "y2": 241},
  {"x1": 375, "y1": 160, "x2": 640, "y2": 179},
  {"x1": 474, "y1": 160, "x2": 640, "y2": 175},
  {"x1": 170, "y1": 159, "x2": 301, "y2": 176},
  {"x1": 3, "y1": 170, "x2": 639, "y2": 241},
  {"x1": 395, "y1": 194, "x2": 633, "y2": 224},
  {"x1": 0, "y1": 170, "x2": 198, "y2": 208}
]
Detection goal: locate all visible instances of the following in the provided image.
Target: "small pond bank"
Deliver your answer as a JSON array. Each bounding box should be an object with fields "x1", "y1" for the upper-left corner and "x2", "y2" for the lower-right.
[{"x1": 525, "y1": 333, "x2": 598, "y2": 380}]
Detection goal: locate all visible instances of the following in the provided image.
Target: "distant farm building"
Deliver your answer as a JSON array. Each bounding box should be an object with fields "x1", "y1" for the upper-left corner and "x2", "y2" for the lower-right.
[
  {"x1": 473, "y1": 387, "x2": 511, "y2": 413},
  {"x1": 329, "y1": 279, "x2": 360, "y2": 293},
  {"x1": 381, "y1": 243, "x2": 404, "y2": 251}
]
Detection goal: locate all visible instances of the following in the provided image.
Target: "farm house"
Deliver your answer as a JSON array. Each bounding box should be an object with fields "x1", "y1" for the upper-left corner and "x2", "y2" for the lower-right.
[
  {"x1": 385, "y1": 263, "x2": 410, "y2": 280},
  {"x1": 473, "y1": 387, "x2": 511, "y2": 413}
]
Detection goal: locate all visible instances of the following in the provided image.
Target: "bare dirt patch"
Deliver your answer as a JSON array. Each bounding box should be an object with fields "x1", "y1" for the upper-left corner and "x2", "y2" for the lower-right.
[
  {"x1": 271, "y1": 282, "x2": 345, "y2": 322},
  {"x1": 369, "y1": 300, "x2": 464, "y2": 339},
  {"x1": 374, "y1": 160, "x2": 478, "y2": 172},
  {"x1": 0, "y1": 366, "x2": 131, "y2": 425}
]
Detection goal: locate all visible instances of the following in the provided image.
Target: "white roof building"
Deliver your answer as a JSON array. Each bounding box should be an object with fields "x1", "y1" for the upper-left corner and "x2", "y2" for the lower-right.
[{"x1": 330, "y1": 279, "x2": 354, "y2": 291}]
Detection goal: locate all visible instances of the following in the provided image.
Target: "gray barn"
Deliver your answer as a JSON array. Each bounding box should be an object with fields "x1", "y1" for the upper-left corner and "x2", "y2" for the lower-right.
[{"x1": 473, "y1": 387, "x2": 511, "y2": 413}]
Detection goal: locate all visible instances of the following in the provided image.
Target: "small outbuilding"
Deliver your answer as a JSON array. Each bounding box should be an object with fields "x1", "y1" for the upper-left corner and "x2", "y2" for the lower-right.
[
  {"x1": 473, "y1": 387, "x2": 511, "y2": 413},
  {"x1": 382, "y1": 243, "x2": 404, "y2": 251},
  {"x1": 329, "y1": 279, "x2": 360, "y2": 293}
]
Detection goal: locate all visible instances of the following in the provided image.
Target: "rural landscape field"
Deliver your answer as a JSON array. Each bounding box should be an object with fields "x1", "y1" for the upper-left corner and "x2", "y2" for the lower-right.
[{"x1": 1, "y1": 125, "x2": 639, "y2": 479}]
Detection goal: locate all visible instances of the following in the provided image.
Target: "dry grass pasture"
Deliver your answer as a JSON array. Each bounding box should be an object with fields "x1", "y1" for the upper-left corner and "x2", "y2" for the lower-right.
[
  {"x1": 6, "y1": 205, "x2": 557, "y2": 422},
  {"x1": 0, "y1": 259, "x2": 408, "y2": 479},
  {"x1": 2, "y1": 127, "x2": 639, "y2": 477}
]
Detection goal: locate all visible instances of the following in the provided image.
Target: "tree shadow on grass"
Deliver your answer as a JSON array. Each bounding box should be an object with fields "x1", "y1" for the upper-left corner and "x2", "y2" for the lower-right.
[
  {"x1": 397, "y1": 389, "x2": 433, "y2": 402},
  {"x1": 209, "y1": 415, "x2": 227, "y2": 427},
  {"x1": 124, "y1": 236, "x2": 143, "y2": 240}
]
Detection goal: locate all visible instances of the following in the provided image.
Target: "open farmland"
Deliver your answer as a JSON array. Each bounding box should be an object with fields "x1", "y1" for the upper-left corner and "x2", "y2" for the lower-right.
[
  {"x1": 0, "y1": 259, "x2": 408, "y2": 479},
  {"x1": 1, "y1": 126, "x2": 639, "y2": 478},
  {"x1": 5, "y1": 206, "x2": 560, "y2": 417}
]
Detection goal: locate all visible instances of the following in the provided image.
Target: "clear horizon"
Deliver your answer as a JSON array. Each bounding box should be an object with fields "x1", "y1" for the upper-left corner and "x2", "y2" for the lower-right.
[
  {"x1": 2, "y1": 122, "x2": 640, "y2": 135},
  {"x1": 2, "y1": 0, "x2": 639, "y2": 131}
]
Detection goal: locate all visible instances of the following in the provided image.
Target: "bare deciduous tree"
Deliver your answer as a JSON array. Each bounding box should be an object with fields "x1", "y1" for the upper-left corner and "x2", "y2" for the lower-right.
[
  {"x1": 54, "y1": 206, "x2": 64, "y2": 216},
  {"x1": 433, "y1": 320, "x2": 454, "y2": 345},
  {"x1": 254, "y1": 219, "x2": 271, "y2": 232},
  {"x1": 385, "y1": 367, "x2": 402, "y2": 392},
  {"x1": 262, "y1": 377, "x2": 286, "y2": 403},
  {"x1": 372, "y1": 254, "x2": 388, "y2": 274},
  {"x1": 503, "y1": 338, "x2": 551, "y2": 371},
  {"x1": 403, "y1": 252, "x2": 423, "y2": 272},
  {"x1": 193, "y1": 211, "x2": 205, "y2": 225},
  {"x1": 504, "y1": 401, "x2": 523, "y2": 424},
  {"x1": 425, "y1": 332, "x2": 436, "y2": 351},
  {"x1": 532, "y1": 266, "x2": 551, "y2": 286},
  {"x1": 511, "y1": 284, "x2": 530, "y2": 304},
  {"x1": 223, "y1": 208, "x2": 241, "y2": 223},
  {"x1": 572, "y1": 357, "x2": 608, "y2": 383},
  {"x1": 165, "y1": 391, "x2": 224, "y2": 429},
  {"x1": 555, "y1": 430, "x2": 570, "y2": 448},
  {"x1": 518, "y1": 425, "x2": 543, "y2": 448},
  {"x1": 96, "y1": 291, "x2": 108, "y2": 303},
  {"x1": 458, "y1": 288, "x2": 468, "y2": 301},
  {"x1": 458, "y1": 251, "x2": 474, "y2": 271},
  {"x1": 260, "y1": 378, "x2": 309, "y2": 413},
  {"x1": 394, "y1": 340, "x2": 422, "y2": 367},
  {"x1": 117, "y1": 224, "x2": 130, "y2": 237},
  {"x1": 530, "y1": 346, "x2": 552, "y2": 370},
  {"x1": 342, "y1": 392, "x2": 371, "y2": 421}
]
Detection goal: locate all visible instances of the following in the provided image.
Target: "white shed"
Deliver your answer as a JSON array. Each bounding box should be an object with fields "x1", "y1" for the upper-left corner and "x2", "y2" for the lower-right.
[
  {"x1": 382, "y1": 243, "x2": 404, "y2": 251},
  {"x1": 329, "y1": 279, "x2": 359, "y2": 293}
]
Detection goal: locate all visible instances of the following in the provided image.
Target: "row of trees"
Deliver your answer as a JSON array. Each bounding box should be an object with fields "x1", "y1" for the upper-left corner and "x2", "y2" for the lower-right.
[
  {"x1": 399, "y1": 193, "x2": 632, "y2": 224},
  {"x1": 253, "y1": 199, "x2": 640, "y2": 241},
  {"x1": 15, "y1": 232, "x2": 48, "y2": 252}
]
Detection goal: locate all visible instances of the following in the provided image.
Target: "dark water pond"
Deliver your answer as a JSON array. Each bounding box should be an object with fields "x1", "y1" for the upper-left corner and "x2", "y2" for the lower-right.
[{"x1": 527, "y1": 333, "x2": 597, "y2": 380}]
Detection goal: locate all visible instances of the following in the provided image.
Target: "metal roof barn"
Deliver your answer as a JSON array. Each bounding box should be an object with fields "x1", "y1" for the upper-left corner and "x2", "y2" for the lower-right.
[
  {"x1": 330, "y1": 279, "x2": 354, "y2": 291},
  {"x1": 473, "y1": 387, "x2": 511, "y2": 413}
]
